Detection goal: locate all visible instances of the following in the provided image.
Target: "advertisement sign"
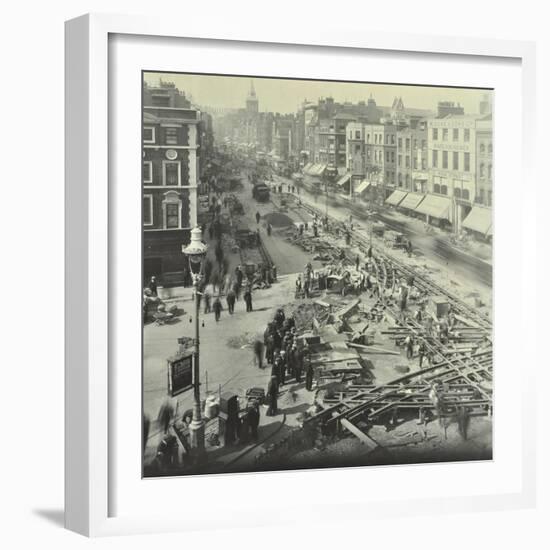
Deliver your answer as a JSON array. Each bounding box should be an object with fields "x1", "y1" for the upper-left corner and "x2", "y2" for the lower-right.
[{"x1": 167, "y1": 352, "x2": 194, "y2": 396}]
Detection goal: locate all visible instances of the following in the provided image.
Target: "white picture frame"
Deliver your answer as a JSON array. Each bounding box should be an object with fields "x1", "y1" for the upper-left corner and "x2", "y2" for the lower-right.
[{"x1": 65, "y1": 13, "x2": 537, "y2": 537}]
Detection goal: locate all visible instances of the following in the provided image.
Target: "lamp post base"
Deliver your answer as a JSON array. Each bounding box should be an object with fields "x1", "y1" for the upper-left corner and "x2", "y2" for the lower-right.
[{"x1": 188, "y1": 418, "x2": 206, "y2": 460}]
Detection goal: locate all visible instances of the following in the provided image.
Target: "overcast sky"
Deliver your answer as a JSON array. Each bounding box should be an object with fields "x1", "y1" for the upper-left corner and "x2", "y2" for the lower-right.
[{"x1": 144, "y1": 72, "x2": 491, "y2": 115}]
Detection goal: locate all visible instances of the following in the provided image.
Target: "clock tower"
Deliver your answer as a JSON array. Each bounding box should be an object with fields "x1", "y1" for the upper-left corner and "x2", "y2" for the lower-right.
[{"x1": 246, "y1": 80, "x2": 259, "y2": 115}]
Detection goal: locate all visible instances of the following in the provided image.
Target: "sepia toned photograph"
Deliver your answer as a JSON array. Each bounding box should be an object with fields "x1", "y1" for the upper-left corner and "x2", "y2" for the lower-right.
[{"x1": 141, "y1": 72, "x2": 493, "y2": 477}]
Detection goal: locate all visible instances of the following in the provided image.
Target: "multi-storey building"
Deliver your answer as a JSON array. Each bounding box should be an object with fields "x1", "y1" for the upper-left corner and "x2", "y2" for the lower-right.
[
  {"x1": 142, "y1": 87, "x2": 202, "y2": 280},
  {"x1": 475, "y1": 119, "x2": 493, "y2": 207},
  {"x1": 346, "y1": 122, "x2": 365, "y2": 193},
  {"x1": 273, "y1": 114, "x2": 296, "y2": 160},
  {"x1": 396, "y1": 119, "x2": 428, "y2": 192},
  {"x1": 362, "y1": 122, "x2": 398, "y2": 199},
  {"x1": 425, "y1": 113, "x2": 492, "y2": 230}
]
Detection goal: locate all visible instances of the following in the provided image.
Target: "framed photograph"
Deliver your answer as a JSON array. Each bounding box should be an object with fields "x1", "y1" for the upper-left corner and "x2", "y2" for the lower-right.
[{"x1": 65, "y1": 13, "x2": 537, "y2": 536}]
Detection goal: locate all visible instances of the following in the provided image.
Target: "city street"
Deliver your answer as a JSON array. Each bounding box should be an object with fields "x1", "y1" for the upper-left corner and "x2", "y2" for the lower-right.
[
  {"x1": 272, "y1": 173, "x2": 492, "y2": 290},
  {"x1": 142, "y1": 74, "x2": 493, "y2": 477}
]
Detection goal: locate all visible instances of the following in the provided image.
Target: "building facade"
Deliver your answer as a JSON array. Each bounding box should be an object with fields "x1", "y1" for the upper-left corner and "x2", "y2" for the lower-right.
[
  {"x1": 475, "y1": 121, "x2": 493, "y2": 207},
  {"x1": 427, "y1": 114, "x2": 493, "y2": 228},
  {"x1": 396, "y1": 120, "x2": 428, "y2": 192},
  {"x1": 142, "y1": 84, "x2": 202, "y2": 280}
]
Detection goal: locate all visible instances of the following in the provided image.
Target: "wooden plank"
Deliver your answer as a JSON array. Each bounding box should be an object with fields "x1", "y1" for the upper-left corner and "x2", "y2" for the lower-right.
[
  {"x1": 348, "y1": 342, "x2": 400, "y2": 355},
  {"x1": 335, "y1": 298, "x2": 361, "y2": 320},
  {"x1": 340, "y1": 418, "x2": 378, "y2": 451}
]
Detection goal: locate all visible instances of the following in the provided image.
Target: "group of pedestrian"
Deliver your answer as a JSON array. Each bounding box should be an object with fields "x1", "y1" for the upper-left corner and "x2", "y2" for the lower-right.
[{"x1": 263, "y1": 308, "x2": 315, "y2": 417}]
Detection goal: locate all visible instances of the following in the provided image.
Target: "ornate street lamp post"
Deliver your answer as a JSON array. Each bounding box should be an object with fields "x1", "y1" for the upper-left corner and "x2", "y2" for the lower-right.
[{"x1": 182, "y1": 226, "x2": 208, "y2": 458}]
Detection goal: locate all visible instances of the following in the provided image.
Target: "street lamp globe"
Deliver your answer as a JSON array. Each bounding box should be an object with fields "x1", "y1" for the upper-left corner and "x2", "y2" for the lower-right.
[{"x1": 182, "y1": 226, "x2": 208, "y2": 280}]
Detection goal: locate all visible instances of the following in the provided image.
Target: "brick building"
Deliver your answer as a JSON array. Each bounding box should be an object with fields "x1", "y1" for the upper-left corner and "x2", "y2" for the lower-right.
[{"x1": 142, "y1": 82, "x2": 202, "y2": 281}]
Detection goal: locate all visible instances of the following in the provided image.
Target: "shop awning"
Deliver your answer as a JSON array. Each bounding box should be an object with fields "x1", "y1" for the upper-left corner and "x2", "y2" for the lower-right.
[
  {"x1": 415, "y1": 194, "x2": 451, "y2": 220},
  {"x1": 462, "y1": 206, "x2": 492, "y2": 236},
  {"x1": 385, "y1": 190, "x2": 408, "y2": 206},
  {"x1": 399, "y1": 192, "x2": 425, "y2": 211},
  {"x1": 313, "y1": 163, "x2": 327, "y2": 176},
  {"x1": 355, "y1": 180, "x2": 373, "y2": 194},
  {"x1": 336, "y1": 173, "x2": 351, "y2": 187}
]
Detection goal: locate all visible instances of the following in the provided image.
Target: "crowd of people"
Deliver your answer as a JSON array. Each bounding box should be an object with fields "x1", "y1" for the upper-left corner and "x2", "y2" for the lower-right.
[{"x1": 263, "y1": 308, "x2": 315, "y2": 417}]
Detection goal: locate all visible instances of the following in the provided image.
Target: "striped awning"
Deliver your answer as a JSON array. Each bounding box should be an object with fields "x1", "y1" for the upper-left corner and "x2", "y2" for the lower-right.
[
  {"x1": 385, "y1": 190, "x2": 408, "y2": 206},
  {"x1": 399, "y1": 192, "x2": 425, "y2": 211},
  {"x1": 355, "y1": 180, "x2": 373, "y2": 194},
  {"x1": 462, "y1": 206, "x2": 492, "y2": 236},
  {"x1": 305, "y1": 163, "x2": 325, "y2": 176},
  {"x1": 312, "y1": 163, "x2": 327, "y2": 176},
  {"x1": 336, "y1": 173, "x2": 351, "y2": 187},
  {"x1": 415, "y1": 194, "x2": 451, "y2": 220}
]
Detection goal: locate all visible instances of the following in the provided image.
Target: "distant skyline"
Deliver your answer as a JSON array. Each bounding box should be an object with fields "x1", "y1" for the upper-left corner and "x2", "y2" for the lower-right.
[{"x1": 144, "y1": 72, "x2": 491, "y2": 116}]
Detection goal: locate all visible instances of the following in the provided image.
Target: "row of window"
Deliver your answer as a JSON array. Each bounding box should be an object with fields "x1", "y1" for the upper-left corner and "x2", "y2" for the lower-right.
[
  {"x1": 143, "y1": 195, "x2": 182, "y2": 229},
  {"x1": 432, "y1": 127, "x2": 470, "y2": 142},
  {"x1": 349, "y1": 129, "x2": 427, "y2": 151},
  {"x1": 432, "y1": 150, "x2": 471, "y2": 172},
  {"x1": 365, "y1": 133, "x2": 396, "y2": 145},
  {"x1": 365, "y1": 150, "x2": 427, "y2": 170},
  {"x1": 143, "y1": 161, "x2": 182, "y2": 186},
  {"x1": 479, "y1": 163, "x2": 493, "y2": 179},
  {"x1": 143, "y1": 126, "x2": 181, "y2": 146},
  {"x1": 432, "y1": 184, "x2": 471, "y2": 201},
  {"x1": 479, "y1": 143, "x2": 493, "y2": 155}
]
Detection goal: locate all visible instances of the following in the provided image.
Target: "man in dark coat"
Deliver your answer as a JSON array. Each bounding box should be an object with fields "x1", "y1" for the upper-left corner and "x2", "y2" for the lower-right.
[
  {"x1": 253, "y1": 339, "x2": 264, "y2": 369},
  {"x1": 203, "y1": 291, "x2": 211, "y2": 314},
  {"x1": 279, "y1": 351, "x2": 287, "y2": 386},
  {"x1": 271, "y1": 353, "x2": 280, "y2": 381},
  {"x1": 273, "y1": 329, "x2": 283, "y2": 351},
  {"x1": 226, "y1": 288, "x2": 236, "y2": 314},
  {"x1": 247, "y1": 402, "x2": 260, "y2": 441},
  {"x1": 265, "y1": 334, "x2": 275, "y2": 365},
  {"x1": 286, "y1": 343, "x2": 296, "y2": 380},
  {"x1": 213, "y1": 296, "x2": 222, "y2": 322},
  {"x1": 266, "y1": 376, "x2": 279, "y2": 416},
  {"x1": 274, "y1": 308, "x2": 285, "y2": 328},
  {"x1": 305, "y1": 360, "x2": 314, "y2": 391},
  {"x1": 244, "y1": 287, "x2": 253, "y2": 312},
  {"x1": 292, "y1": 345, "x2": 302, "y2": 383},
  {"x1": 255, "y1": 211, "x2": 261, "y2": 224},
  {"x1": 215, "y1": 241, "x2": 224, "y2": 266},
  {"x1": 235, "y1": 266, "x2": 244, "y2": 288},
  {"x1": 232, "y1": 280, "x2": 240, "y2": 301},
  {"x1": 148, "y1": 276, "x2": 158, "y2": 296}
]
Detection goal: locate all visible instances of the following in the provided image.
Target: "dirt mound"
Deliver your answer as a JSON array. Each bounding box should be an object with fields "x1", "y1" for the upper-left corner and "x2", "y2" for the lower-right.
[{"x1": 264, "y1": 212, "x2": 295, "y2": 228}]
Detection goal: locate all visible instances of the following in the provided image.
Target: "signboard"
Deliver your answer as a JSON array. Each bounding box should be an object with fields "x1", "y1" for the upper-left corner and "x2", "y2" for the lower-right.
[{"x1": 167, "y1": 352, "x2": 194, "y2": 397}]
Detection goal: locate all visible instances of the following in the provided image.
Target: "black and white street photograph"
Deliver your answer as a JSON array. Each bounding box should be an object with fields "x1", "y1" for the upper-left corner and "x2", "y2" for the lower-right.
[{"x1": 142, "y1": 72, "x2": 493, "y2": 477}]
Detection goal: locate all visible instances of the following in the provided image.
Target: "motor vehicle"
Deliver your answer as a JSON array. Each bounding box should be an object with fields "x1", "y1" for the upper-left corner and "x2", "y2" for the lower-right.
[{"x1": 252, "y1": 182, "x2": 270, "y2": 202}]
